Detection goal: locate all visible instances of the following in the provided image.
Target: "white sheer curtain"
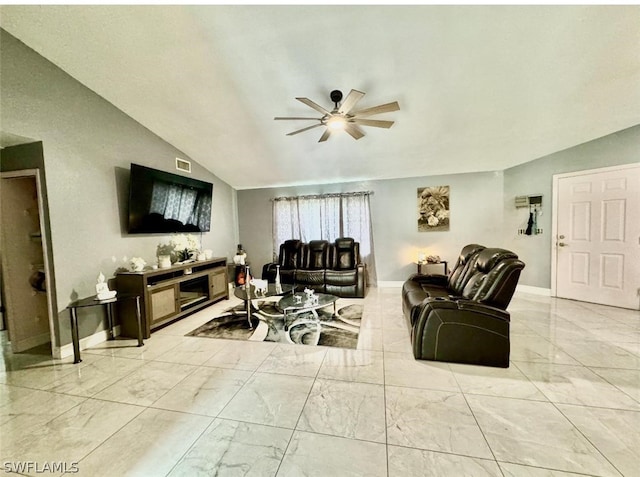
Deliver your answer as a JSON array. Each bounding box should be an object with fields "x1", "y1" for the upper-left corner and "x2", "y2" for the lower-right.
[{"x1": 272, "y1": 192, "x2": 377, "y2": 286}]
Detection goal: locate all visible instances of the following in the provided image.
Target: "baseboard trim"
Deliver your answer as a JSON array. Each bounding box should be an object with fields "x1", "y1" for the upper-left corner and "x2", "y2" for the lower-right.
[
  {"x1": 13, "y1": 331, "x2": 51, "y2": 353},
  {"x1": 54, "y1": 325, "x2": 122, "y2": 360},
  {"x1": 377, "y1": 281, "x2": 404, "y2": 288},
  {"x1": 516, "y1": 285, "x2": 552, "y2": 296}
]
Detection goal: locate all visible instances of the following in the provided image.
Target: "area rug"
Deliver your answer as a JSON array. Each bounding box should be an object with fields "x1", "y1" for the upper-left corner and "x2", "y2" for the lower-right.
[{"x1": 186, "y1": 300, "x2": 362, "y2": 349}]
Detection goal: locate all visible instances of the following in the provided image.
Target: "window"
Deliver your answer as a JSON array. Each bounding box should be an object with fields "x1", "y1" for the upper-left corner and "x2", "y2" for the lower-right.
[{"x1": 272, "y1": 191, "x2": 377, "y2": 285}]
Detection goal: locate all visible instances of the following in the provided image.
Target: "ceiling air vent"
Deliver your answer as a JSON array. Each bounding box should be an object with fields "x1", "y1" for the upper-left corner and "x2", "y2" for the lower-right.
[{"x1": 175, "y1": 158, "x2": 191, "y2": 173}]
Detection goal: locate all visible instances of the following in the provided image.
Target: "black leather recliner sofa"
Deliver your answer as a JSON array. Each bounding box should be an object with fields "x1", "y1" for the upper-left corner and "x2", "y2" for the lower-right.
[
  {"x1": 262, "y1": 237, "x2": 366, "y2": 298},
  {"x1": 402, "y1": 244, "x2": 525, "y2": 367}
]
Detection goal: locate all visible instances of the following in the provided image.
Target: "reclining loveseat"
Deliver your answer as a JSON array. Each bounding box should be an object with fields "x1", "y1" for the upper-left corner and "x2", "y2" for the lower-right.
[
  {"x1": 402, "y1": 244, "x2": 525, "y2": 367},
  {"x1": 262, "y1": 238, "x2": 366, "y2": 298}
]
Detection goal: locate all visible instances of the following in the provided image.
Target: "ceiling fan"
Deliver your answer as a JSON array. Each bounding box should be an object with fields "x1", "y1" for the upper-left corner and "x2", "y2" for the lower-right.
[{"x1": 274, "y1": 89, "x2": 400, "y2": 142}]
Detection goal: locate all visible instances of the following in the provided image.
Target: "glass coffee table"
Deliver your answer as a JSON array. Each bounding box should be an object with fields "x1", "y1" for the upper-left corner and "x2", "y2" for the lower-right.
[
  {"x1": 233, "y1": 283, "x2": 295, "y2": 329},
  {"x1": 277, "y1": 292, "x2": 338, "y2": 330},
  {"x1": 276, "y1": 292, "x2": 358, "y2": 345}
]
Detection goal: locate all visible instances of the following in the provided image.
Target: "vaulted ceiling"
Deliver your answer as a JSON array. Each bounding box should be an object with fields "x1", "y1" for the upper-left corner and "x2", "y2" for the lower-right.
[{"x1": 1, "y1": 5, "x2": 639, "y2": 189}]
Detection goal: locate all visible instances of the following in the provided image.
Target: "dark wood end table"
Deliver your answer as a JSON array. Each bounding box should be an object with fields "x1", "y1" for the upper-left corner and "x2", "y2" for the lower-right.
[{"x1": 67, "y1": 294, "x2": 143, "y2": 364}]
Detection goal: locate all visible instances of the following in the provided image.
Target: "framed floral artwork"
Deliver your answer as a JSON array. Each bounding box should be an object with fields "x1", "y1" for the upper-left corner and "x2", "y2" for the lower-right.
[{"x1": 417, "y1": 186, "x2": 450, "y2": 232}]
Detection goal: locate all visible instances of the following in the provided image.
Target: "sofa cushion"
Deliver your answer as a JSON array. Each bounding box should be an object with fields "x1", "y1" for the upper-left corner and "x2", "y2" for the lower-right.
[
  {"x1": 332, "y1": 237, "x2": 358, "y2": 270},
  {"x1": 303, "y1": 240, "x2": 329, "y2": 270},
  {"x1": 447, "y1": 244, "x2": 485, "y2": 295},
  {"x1": 326, "y1": 283, "x2": 358, "y2": 296},
  {"x1": 295, "y1": 269, "x2": 325, "y2": 283},
  {"x1": 325, "y1": 269, "x2": 357, "y2": 285},
  {"x1": 279, "y1": 269, "x2": 296, "y2": 284},
  {"x1": 279, "y1": 239, "x2": 303, "y2": 270},
  {"x1": 461, "y1": 248, "x2": 524, "y2": 308},
  {"x1": 294, "y1": 269, "x2": 326, "y2": 293},
  {"x1": 476, "y1": 248, "x2": 518, "y2": 272}
]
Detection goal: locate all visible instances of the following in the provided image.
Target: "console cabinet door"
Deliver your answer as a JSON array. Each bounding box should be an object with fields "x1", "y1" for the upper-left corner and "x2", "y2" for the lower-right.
[
  {"x1": 149, "y1": 283, "x2": 179, "y2": 324},
  {"x1": 209, "y1": 268, "x2": 228, "y2": 301}
]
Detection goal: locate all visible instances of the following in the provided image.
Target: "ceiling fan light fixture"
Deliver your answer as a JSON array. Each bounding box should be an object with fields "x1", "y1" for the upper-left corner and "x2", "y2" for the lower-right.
[
  {"x1": 327, "y1": 115, "x2": 346, "y2": 130},
  {"x1": 276, "y1": 89, "x2": 400, "y2": 142}
]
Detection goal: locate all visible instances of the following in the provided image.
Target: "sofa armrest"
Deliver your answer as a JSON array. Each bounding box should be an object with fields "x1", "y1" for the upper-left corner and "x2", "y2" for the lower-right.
[
  {"x1": 408, "y1": 273, "x2": 449, "y2": 287},
  {"x1": 422, "y1": 297, "x2": 510, "y2": 322},
  {"x1": 356, "y1": 263, "x2": 366, "y2": 296},
  {"x1": 412, "y1": 297, "x2": 511, "y2": 367},
  {"x1": 262, "y1": 263, "x2": 278, "y2": 282}
]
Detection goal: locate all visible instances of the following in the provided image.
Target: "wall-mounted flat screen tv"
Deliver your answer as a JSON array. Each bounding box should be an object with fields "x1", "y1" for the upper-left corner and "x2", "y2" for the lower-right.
[{"x1": 127, "y1": 163, "x2": 213, "y2": 234}]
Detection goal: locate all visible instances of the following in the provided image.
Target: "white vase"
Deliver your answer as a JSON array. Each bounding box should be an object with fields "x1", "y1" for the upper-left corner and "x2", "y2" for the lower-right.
[{"x1": 158, "y1": 255, "x2": 171, "y2": 269}]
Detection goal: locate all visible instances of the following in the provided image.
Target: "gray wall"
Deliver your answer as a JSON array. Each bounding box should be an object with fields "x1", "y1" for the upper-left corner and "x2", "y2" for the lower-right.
[
  {"x1": 239, "y1": 125, "x2": 640, "y2": 290},
  {"x1": 0, "y1": 30, "x2": 239, "y2": 347},
  {"x1": 237, "y1": 171, "x2": 505, "y2": 282},
  {"x1": 503, "y1": 124, "x2": 640, "y2": 288}
]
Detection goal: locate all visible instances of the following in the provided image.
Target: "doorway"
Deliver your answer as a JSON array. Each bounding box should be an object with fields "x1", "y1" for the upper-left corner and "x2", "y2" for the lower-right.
[
  {"x1": 0, "y1": 169, "x2": 56, "y2": 353},
  {"x1": 552, "y1": 164, "x2": 640, "y2": 309}
]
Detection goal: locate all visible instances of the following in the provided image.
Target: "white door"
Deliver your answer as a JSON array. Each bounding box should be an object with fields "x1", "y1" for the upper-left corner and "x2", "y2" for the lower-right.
[{"x1": 554, "y1": 164, "x2": 640, "y2": 309}]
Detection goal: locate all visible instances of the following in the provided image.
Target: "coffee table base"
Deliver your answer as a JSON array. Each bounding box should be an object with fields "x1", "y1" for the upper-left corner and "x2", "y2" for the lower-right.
[
  {"x1": 233, "y1": 283, "x2": 296, "y2": 330},
  {"x1": 283, "y1": 316, "x2": 358, "y2": 346},
  {"x1": 283, "y1": 301, "x2": 337, "y2": 331}
]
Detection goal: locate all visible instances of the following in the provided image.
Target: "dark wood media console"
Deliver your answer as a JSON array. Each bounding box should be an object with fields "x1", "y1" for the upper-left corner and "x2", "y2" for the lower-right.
[{"x1": 115, "y1": 257, "x2": 228, "y2": 339}]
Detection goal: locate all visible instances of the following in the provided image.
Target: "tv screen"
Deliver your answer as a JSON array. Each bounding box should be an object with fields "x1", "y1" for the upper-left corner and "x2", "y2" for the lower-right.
[{"x1": 127, "y1": 163, "x2": 213, "y2": 234}]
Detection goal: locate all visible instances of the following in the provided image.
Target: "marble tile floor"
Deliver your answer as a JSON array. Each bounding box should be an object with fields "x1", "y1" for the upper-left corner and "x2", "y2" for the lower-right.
[{"x1": 1, "y1": 288, "x2": 639, "y2": 476}]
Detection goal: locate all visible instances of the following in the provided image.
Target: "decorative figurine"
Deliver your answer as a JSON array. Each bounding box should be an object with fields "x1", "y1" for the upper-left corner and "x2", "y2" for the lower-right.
[
  {"x1": 96, "y1": 272, "x2": 117, "y2": 300},
  {"x1": 233, "y1": 244, "x2": 247, "y2": 265},
  {"x1": 250, "y1": 278, "x2": 268, "y2": 296},
  {"x1": 129, "y1": 257, "x2": 146, "y2": 272},
  {"x1": 303, "y1": 287, "x2": 317, "y2": 304}
]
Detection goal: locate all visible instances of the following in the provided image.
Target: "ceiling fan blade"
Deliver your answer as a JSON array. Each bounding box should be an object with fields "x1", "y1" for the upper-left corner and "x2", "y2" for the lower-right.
[
  {"x1": 318, "y1": 129, "x2": 332, "y2": 142},
  {"x1": 286, "y1": 123, "x2": 324, "y2": 136},
  {"x1": 275, "y1": 117, "x2": 322, "y2": 121},
  {"x1": 296, "y1": 97, "x2": 332, "y2": 115},
  {"x1": 351, "y1": 118, "x2": 395, "y2": 129},
  {"x1": 344, "y1": 123, "x2": 365, "y2": 140},
  {"x1": 338, "y1": 89, "x2": 365, "y2": 115},
  {"x1": 352, "y1": 101, "x2": 400, "y2": 118}
]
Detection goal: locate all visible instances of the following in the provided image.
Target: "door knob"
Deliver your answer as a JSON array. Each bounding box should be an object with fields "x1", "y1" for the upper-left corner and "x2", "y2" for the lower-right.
[
  {"x1": 558, "y1": 242, "x2": 567, "y2": 247},
  {"x1": 559, "y1": 235, "x2": 565, "y2": 239}
]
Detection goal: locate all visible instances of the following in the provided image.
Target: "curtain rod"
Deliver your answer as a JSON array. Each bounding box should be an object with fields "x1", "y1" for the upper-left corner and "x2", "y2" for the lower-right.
[{"x1": 271, "y1": 191, "x2": 374, "y2": 201}]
